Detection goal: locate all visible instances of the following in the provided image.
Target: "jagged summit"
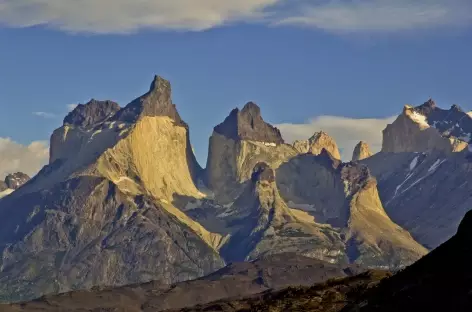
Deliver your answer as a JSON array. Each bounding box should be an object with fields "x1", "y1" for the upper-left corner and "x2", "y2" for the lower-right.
[
  {"x1": 214, "y1": 102, "x2": 284, "y2": 144},
  {"x1": 113, "y1": 75, "x2": 186, "y2": 126},
  {"x1": 293, "y1": 131, "x2": 341, "y2": 159},
  {"x1": 64, "y1": 100, "x2": 120, "y2": 127},
  {"x1": 382, "y1": 99, "x2": 472, "y2": 154},
  {"x1": 352, "y1": 141, "x2": 373, "y2": 161}
]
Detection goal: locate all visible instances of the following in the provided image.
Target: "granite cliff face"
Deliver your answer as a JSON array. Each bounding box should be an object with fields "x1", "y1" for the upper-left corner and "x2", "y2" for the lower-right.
[
  {"x1": 0, "y1": 76, "x2": 224, "y2": 302},
  {"x1": 352, "y1": 141, "x2": 373, "y2": 161},
  {"x1": 206, "y1": 102, "x2": 298, "y2": 203},
  {"x1": 382, "y1": 99, "x2": 471, "y2": 154}
]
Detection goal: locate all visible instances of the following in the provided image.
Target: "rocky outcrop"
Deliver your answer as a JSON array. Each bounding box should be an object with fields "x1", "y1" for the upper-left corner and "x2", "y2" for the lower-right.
[
  {"x1": 276, "y1": 155, "x2": 427, "y2": 268},
  {"x1": 206, "y1": 103, "x2": 298, "y2": 203},
  {"x1": 0, "y1": 75, "x2": 223, "y2": 302},
  {"x1": 352, "y1": 141, "x2": 373, "y2": 161},
  {"x1": 382, "y1": 99, "x2": 471, "y2": 154},
  {"x1": 4, "y1": 172, "x2": 30, "y2": 190}
]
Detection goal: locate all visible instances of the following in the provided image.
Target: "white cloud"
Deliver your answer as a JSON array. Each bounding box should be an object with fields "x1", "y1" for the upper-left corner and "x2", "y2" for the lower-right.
[
  {"x1": 0, "y1": 0, "x2": 280, "y2": 33},
  {"x1": 0, "y1": 138, "x2": 49, "y2": 179},
  {"x1": 276, "y1": 0, "x2": 472, "y2": 33},
  {"x1": 1, "y1": 0, "x2": 470, "y2": 34},
  {"x1": 32, "y1": 111, "x2": 56, "y2": 118},
  {"x1": 67, "y1": 104, "x2": 78, "y2": 111},
  {"x1": 276, "y1": 115, "x2": 396, "y2": 161}
]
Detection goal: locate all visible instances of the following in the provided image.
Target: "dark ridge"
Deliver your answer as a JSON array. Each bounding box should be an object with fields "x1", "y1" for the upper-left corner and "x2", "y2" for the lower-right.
[
  {"x1": 315, "y1": 148, "x2": 342, "y2": 169},
  {"x1": 113, "y1": 75, "x2": 187, "y2": 127},
  {"x1": 63, "y1": 99, "x2": 120, "y2": 127},
  {"x1": 214, "y1": 102, "x2": 284, "y2": 144}
]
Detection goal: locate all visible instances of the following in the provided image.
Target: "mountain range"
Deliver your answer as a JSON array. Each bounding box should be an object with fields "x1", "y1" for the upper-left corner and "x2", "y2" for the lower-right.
[{"x1": 0, "y1": 75, "x2": 471, "y2": 306}]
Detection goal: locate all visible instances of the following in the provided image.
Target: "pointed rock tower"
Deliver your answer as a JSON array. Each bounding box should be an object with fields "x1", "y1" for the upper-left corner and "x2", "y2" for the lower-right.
[
  {"x1": 0, "y1": 75, "x2": 224, "y2": 302},
  {"x1": 352, "y1": 141, "x2": 373, "y2": 161},
  {"x1": 206, "y1": 102, "x2": 298, "y2": 203}
]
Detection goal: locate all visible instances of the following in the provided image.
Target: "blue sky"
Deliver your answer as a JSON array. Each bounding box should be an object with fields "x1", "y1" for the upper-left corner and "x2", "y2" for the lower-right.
[{"x1": 0, "y1": 0, "x2": 472, "y2": 175}]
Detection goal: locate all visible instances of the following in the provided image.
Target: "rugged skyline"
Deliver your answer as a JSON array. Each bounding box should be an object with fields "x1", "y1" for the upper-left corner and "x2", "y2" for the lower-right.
[{"x1": 1, "y1": 1, "x2": 472, "y2": 176}]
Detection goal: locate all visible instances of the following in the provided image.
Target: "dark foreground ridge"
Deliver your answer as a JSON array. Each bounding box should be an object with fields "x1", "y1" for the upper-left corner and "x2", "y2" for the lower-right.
[
  {"x1": 342, "y1": 209, "x2": 472, "y2": 312},
  {"x1": 0, "y1": 254, "x2": 368, "y2": 312}
]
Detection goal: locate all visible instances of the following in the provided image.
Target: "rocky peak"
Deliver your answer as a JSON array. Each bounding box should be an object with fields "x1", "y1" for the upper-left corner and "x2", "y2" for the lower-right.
[
  {"x1": 307, "y1": 131, "x2": 341, "y2": 160},
  {"x1": 352, "y1": 141, "x2": 373, "y2": 161},
  {"x1": 213, "y1": 102, "x2": 284, "y2": 144},
  {"x1": 63, "y1": 99, "x2": 120, "y2": 127},
  {"x1": 113, "y1": 75, "x2": 186, "y2": 126},
  {"x1": 4, "y1": 172, "x2": 30, "y2": 190},
  {"x1": 382, "y1": 99, "x2": 472, "y2": 154}
]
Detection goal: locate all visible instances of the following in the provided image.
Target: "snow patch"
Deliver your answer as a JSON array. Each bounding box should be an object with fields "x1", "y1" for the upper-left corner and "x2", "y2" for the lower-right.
[
  {"x1": 408, "y1": 110, "x2": 430, "y2": 128},
  {"x1": 428, "y1": 159, "x2": 446, "y2": 173},
  {"x1": 409, "y1": 156, "x2": 419, "y2": 171},
  {"x1": 263, "y1": 142, "x2": 277, "y2": 147}
]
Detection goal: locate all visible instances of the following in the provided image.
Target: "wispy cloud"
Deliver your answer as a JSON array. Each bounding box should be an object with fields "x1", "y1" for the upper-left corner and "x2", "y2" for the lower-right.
[
  {"x1": 275, "y1": 115, "x2": 396, "y2": 161},
  {"x1": 0, "y1": 138, "x2": 49, "y2": 178},
  {"x1": 0, "y1": 0, "x2": 470, "y2": 34},
  {"x1": 275, "y1": 0, "x2": 472, "y2": 33},
  {"x1": 0, "y1": 0, "x2": 280, "y2": 34},
  {"x1": 32, "y1": 111, "x2": 56, "y2": 118},
  {"x1": 67, "y1": 104, "x2": 78, "y2": 111}
]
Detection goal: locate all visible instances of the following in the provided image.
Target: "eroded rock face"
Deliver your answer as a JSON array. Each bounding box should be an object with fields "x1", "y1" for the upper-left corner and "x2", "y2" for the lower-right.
[
  {"x1": 276, "y1": 155, "x2": 427, "y2": 268},
  {"x1": 382, "y1": 99, "x2": 471, "y2": 154},
  {"x1": 220, "y1": 162, "x2": 347, "y2": 264},
  {"x1": 352, "y1": 141, "x2": 373, "y2": 161}
]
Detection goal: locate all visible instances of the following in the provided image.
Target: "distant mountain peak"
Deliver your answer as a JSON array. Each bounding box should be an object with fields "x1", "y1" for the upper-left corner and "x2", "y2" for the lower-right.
[{"x1": 352, "y1": 141, "x2": 373, "y2": 161}]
